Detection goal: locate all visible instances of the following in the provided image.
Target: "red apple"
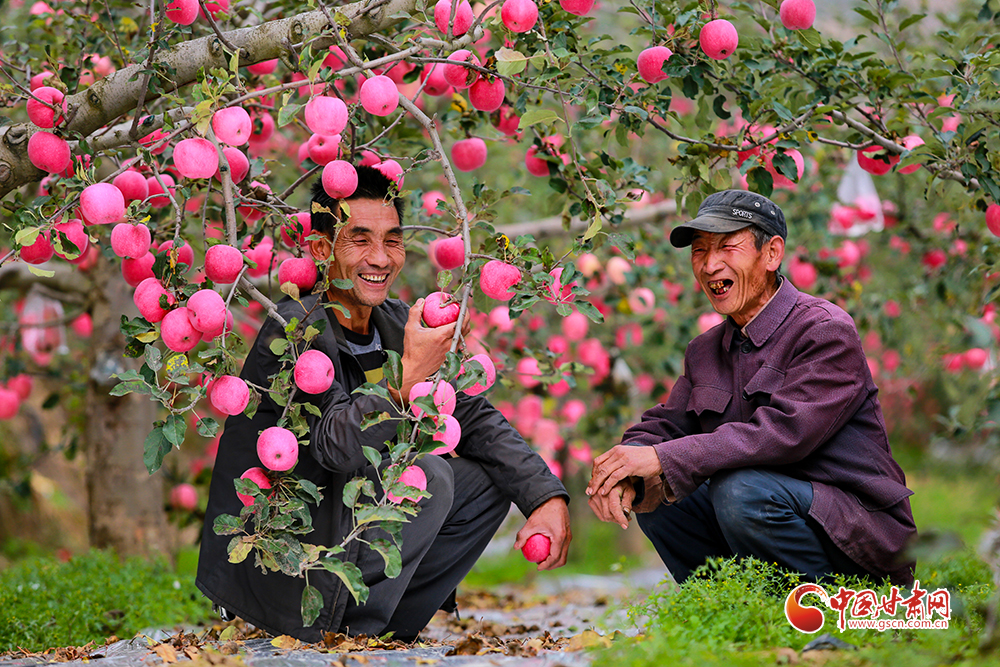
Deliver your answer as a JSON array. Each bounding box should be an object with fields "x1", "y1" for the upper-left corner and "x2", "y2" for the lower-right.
[
  {"x1": 205, "y1": 244, "x2": 245, "y2": 284},
  {"x1": 187, "y1": 289, "x2": 227, "y2": 334},
  {"x1": 433, "y1": 235, "x2": 465, "y2": 270},
  {"x1": 443, "y1": 49, "x2": 481, "y2": 89},
  {"x1": 360, "y1": 75, "x2": 399, "y2": 116},
  {"x1": 700, "y1": 19, "x2": 739, "y2": 60},
  {"x1": 422, "y1": 291, "x2": 461, "y2": 327},
  {"x1": 212, "y1": 106, "x2": 253, "y2": 146},
  {"x1": 986, "y1": 204, "x2": 1000, "y2": 238},
  {"x1": 856, "y1": 145, "x2": 899, "y2": 175},
  {"x1": 501, "y1": 0, "x2": 538, "y2": 33},
  {"x1": 161, "y1": 307, "x2": 201, "y2": 352},
  {"x1": 27, "y1": 86, "x2": 65, "y2": 128},
  {"x1": 637, "y1": 46, "x2": 673, "y2": 83},
  {"x1": 452, "y1": 137, "x2": 488, "y2": 172},
  {"x1": 429, "y1": 413, "x2": 462, "y2": 456},
  {"x1": 322, "y1": 160, "x2": 359, "y2": 198},
  {"x1": 779, "y1": 0, "x2": 816, "y2": 30},
  {"x1": 460, "y1": 353, "x2": 496, "y2": 396},
  {"x1": 304, "y1": 95, "x2": 348, "y2": 136},
  {"x1": 237, "y1": 467, "x2": 272, "y2": 506},
  {"x1": 174, "y1": 137, "x2": 219, "y2": 179},
  {"x1": 110, "y1": 223, "x2": 152, "y2": 259},
  {"x1": 27, "y1": 131, "x2": 71, "y2": 174},
  {"x1": 387, "y1": 465, "x2": 427, "y2": 503},
  {"x1": 257, "y1": 426, "x2": 299, "y2": 471},
  {"x1": 434, "y1": 0, "x2": 474, "y2": 36},
  {"x1": 170, "y1": 483, "x2": 199, "y2": 511},
  {"x1": 469, "y1": 77, "x2": 506, "y2": 112},
  {"x1": 210, "y1": 375, "x2": 250, "y2": 416},
  {"x1": 294, "y1": 349, "x2": 335, "y2": 394},
  {"x1": 480, "y1": 260, "x2": 521, "y2": 301},
  {"x1": 521, "y1": 533, "x2": 550, "y2": 563},
  {"x1": 409, "y1": 381, "x2": 458, "y2": 418}
]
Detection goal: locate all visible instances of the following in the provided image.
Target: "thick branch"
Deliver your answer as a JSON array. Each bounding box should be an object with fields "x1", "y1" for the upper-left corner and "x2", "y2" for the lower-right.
[{"x1": 0, "y1": 0, "x2": 419, "y2": 200}]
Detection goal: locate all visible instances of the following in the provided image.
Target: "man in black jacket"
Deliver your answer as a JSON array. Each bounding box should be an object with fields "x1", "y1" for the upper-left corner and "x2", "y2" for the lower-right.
[{"x1": 197, "y1": 167, "x2": 571, "y2": 641}]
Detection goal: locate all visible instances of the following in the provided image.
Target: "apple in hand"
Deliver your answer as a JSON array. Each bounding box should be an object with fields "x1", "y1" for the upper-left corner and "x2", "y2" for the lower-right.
[
  {"x1": 422, "y1": 292, "x2": 461, "y2": 327},
  {"x1": 521, "y1": 533, "x2": 550, "y2": 563}
]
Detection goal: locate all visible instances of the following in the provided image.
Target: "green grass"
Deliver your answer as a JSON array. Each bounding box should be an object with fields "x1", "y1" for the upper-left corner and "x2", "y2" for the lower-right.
[
  {"x1": 0, "y1": 549, "x2": 213, "y2": 654},
  {"x1": 605, "y1": 553, "x2": 996, "y2": 666}
]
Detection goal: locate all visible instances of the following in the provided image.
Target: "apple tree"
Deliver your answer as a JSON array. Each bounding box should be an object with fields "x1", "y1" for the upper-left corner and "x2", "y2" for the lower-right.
[{"x1": 2, "y1": 0, "x2": 1000, "y2": 624}]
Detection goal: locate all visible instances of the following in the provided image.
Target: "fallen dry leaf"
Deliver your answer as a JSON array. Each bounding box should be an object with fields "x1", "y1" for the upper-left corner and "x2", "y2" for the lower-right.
[
  {"x1": 152, "y1": 643, "x2": 178, "y2": 663},
  {"x1": 565, "y1": 629, "x2": 612, "y2": 652},
  {"x1": 446, "y1": 634, "x2": 487, "y2": 656},
  {"x1": 269, "y1": 635, "x2": 300, "y2": 650},
  {"x1": 775, "y1": 647, "x2": 799, "y2": 664}
]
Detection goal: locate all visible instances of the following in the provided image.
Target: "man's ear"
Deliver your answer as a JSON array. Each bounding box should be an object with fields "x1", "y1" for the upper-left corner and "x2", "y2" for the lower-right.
[
  {"x1": 309, "y1": 235, "x2": 332, "y2": 262},
  {"x1": 766, "y1": 235, "x2": 785, "y2": 272}
]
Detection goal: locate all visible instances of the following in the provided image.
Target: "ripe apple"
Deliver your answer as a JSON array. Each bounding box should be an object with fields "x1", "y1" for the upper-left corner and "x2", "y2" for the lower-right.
[
  {"x1": 161, "y1": 307, "x2": 201, "y2": 353},
  {"x1": 52, "y1": 219, "x2": 89, "y2": 262},
  {"x1": 433, "y1": 235, "x2": 465, "y2": 270},
  {"x1": 247, "y1": 59, "x2": 278, "y2": 76},
  {"x1": 294, "y1": 349, "x2": 335, "y2": 394},
  {"x1": 501, "y1": 0, "x2": 538, "y2": 33},
  {"x1": 210, "y1": 375, "x2": 250, "y2": 416},
  {"x1": 516, "y1": 357, "x2": 542, "y2": 389},
  {"x1": 856, "y1": 145, "x2": 899, "y2": 175},
  {"x1": 546, "y1": 267, "x2": 577, "y2": 304},
  {"x1": 375, "y1": 159, "x2": 404, "y2": 185},
  {"x1": 420, "y1": 64, "x2": 452, "y2": 96},
  {"x1": 627, "y1": 287, "x2": 655, "y2": 314},
  {"x1": 387, "y1": 464, "x2": 427, "y2": 503},
  {"x1": 158, "y1": 239, "x2": 195, "y2": 270},
  {"x1": 212, "y1": 106, "x2": 253, "y2": 146},
  {"x1": 113, "y1": 169, "x2": 149, "y2": 203},
  {"x1": 322, "y1": 160, "x2": 359, "y2": 198},
  {"x1": 434, "y1": 0, "x2": 474, "y2": 36},
  {"x1": 79, "y1": 183, "x2": 126, "y2": 226},
  {"x1": 480, "y1": 260, "x2": 521, "y2": 301},
  {"x1": 606, "y1": 256, "x2": 632, "y2": 285},
  {"x1": 521, "y1": 533, "x2": 551, "y2": 563},
  {"x1": 28, "y1": 130, "x2": 71, "y2": 174},
  {"x1": 429, "y1": 413, "x2": 462, "y2": 456},
  {"x1": 122, "y1": 252, "x2": 156, "y2": 286},
  {"x1": 360, "y1": 75, "x2": 399, "y2": 116},
  {"x1": 897, "y1": 135, "x2": 925, "y2": 175},
  {"x1": 307, "y1": 132, "x2": 341, "y2": 165},
  {"x1": 237, "y1": 467, "x2": 272, "y2": 506},
  {"x1": 409, "y1": 380, "x2": 458, "y2": 418},
  {"x1": 304, "y1": 95, "x2": 348, "y2": 136},
  {"x1": 27, "y1": 86, "x2": 65, "y2": 128},
  {"x1": 637, "y1": 46, "x2": 673, "y2": 83},
  {"x1": 460, "y1": 353, "x2": 497, "y2": 396},
  {"x1": 169, "y1": 483, "x2": 198, "y2": 511},
  {"x1": 443, "y1": 50, "x2": 481, "y2": 89},
  {"x1": 278, "y1": 257, "x2": 318, "y2": 291},
  {"x1": 986, "y1": 203, "x2": 1000, "y2": 238},
  {"x1": 560, "y1": 0, "x2": 594, "y2": 13},
  {"x1": 165, "y1": 0, "x2": 198, "y2": 25},
  {"x1": 20, "y1": 230, "x2": 54, "y2": 264},
  {"x1": 422, "y1": 291, "x2": 461, "y2": 327},
  {"x1": 187, "y1": 289, "x2": 227, "y2": 334},
  {"x1": 174, "y1": 137, "x2": 219, "y2": 179},
  {"x1": 205, "y1": 244, "x2": 245, "y2": 283},
  {"x1": 700, "y1": 19, "x2": 739, "y2": 60},
  {"x1": 0, "y1": 387, "x2": 20, "y2": 421},
  {"x1": 110, "y1": 223, "x2": 152, "y2": 259},
  {"x1": 281, "y1": 212, "x2": 313, "y2": 247},
  {"x1": 469, "y1": 77, "x2": 506, "y2": 112},
  {"x1": 217, "y1": 146, "x2": 250, "y2": 184},
  {"x1": 452, "y1": 137, "x2": 488, "y2": 172},
  {"x1": 779, "y1": 0, "x2": 816, "y2": 30},
  {"x1": 257, "y1": 426, "x2": 299, "y2": 471}
]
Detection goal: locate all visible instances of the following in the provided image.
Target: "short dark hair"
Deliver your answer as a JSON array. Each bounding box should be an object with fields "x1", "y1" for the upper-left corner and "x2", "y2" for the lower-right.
[
  {"x1": 310, "y1": 165, "x2": 406, "y2": 238},
  {"x1": 748, "y1": 224, "x2": 773, "y2": 251}
]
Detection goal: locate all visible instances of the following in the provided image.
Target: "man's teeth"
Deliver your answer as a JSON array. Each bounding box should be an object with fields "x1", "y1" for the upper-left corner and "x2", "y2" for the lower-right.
[
  {"x1": 708, "y1": 280, "x2": 731, "y2": 295},
  {"x1": 361, "y1": 274, "x2": 387, "y2": 283}
]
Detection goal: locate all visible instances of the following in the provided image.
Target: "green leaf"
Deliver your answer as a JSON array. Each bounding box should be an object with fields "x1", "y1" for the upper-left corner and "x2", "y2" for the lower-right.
[
  {"x1": 899, "y1": 13, "x2": 925, "y2": 31},
  {"x1": 109, "y1": 380, "x2": 152, "y2": 397},
  {"x1": 303, "y1": 325, "x2": 321, "y2": 341},
  {"x1": 575, "y1": 300, "x2": 605, "y2": 324},
  {"x1": 143, "y1": 424, "x2": 173, "y2": 474},
  {"x1": 214, "y1": 513, "x2": 243, "y2": 536},
  {"x1": 26, "y1": 265, "x2": 55, "y2": 278},
  {"x1": 582, "y1": 215, "x2": 602, "y2": 241},
  {"x1": 355, "y1": 504, "x2": 412, "y2": 526},
  {"x1": 519, "y1": 109, "x2": 563, "y2": 128},
  {"x1": 14, "y1": 227, "x2": 40, "y2": 247},
  {"x1": 853, "y1": 7, "x2": 879, "y2": 23},
  {"x1": 269, "y1": 338, "x2": 290, "y2": 356},
  {"x1": 443, "y1": 352, "x2": 462, "y2": 381},
  {"x1": 331, "y1": 279, "x2": 354, "y2": 290},
  {"x1": 196, "y1": 417, "x2": 220, "y2": 438},
  {"x1": 369, "y1": 538, "x2": 402, "y2": 579},
  {"x1": 163, "y1": 414, "x2": 186, "y2": 447},
  {"x1": 277, "y1": 103, "x2": 302, "y2": 127},
  {"x1": 301, "y1": 585, "x2": 323, "y2": 627},
  {"x1": 353, "y1": 383, "x2": 393, "y2": 402},
  {"x1": 297, "y1": 478, "x2": 323, "y2": 505},
  {"x1": 362, "y1": 445, "x2": 382, "y2": 469},
  {"x1": 495, "y1": 47, "x2": 528, "y2": 77},
  {"x1": 343, "y1": 478, "x2": 364, "y2": 507},
  {"x1": 746, "y1": 166, "x2": 774, "y2": 197},
  {"x1": 772, "y1": 152, "x2": 799, "y2": 182},
  {"x1": 319, "y1": 559, "x2": 368, "y2": 605},
  {"x1": 772, "y1": 101, "x2": 793, "y2": 121},
  {"x1": 383, "y1": 350, "x2": 403, "y2": 391}
]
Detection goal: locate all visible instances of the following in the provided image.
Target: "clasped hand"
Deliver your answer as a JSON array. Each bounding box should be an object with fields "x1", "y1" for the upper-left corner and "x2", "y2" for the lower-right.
[{"x1": 586, "y1": 445, "x2": 661, "y2": 529}]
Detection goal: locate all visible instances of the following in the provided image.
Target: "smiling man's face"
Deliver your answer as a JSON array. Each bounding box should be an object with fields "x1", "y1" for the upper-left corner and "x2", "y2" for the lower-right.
[
  {"x1": 690, "y1": 227, "x2": 784, "y2": 328},
  {"x1": 322, "y1": 198, "x2": 405, "y2": 331}
]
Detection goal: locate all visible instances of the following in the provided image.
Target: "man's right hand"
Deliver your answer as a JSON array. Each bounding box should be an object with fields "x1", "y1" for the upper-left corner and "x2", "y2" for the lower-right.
[
  {"x1": 393, "y1": 299, "x2": 458, "y2": 402},
  {"x1": 588, "y1": 478, "x2": 636, "y2": 530}
]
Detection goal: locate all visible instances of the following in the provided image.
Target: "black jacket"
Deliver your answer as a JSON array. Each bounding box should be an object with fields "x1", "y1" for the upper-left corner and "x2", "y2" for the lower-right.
[{"x1": 196, "y1": 293, "x2": 567, "y2": 640}]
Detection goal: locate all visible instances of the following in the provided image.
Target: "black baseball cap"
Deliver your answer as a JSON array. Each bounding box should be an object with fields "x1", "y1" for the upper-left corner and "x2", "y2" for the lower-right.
[{"x1": 669, "y1": 190, "x2": 787, "y2": 248}]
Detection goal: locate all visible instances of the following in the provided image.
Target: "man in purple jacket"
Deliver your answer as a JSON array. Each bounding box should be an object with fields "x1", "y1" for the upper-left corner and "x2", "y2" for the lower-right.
[{"x1": 586, "y1": 190, "x2": 916, "y2": 585}]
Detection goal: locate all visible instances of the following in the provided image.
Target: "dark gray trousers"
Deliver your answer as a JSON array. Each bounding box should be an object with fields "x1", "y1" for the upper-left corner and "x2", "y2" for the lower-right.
[{"x1": 339, "y1": 455, "x2": 510, "y2": 639}]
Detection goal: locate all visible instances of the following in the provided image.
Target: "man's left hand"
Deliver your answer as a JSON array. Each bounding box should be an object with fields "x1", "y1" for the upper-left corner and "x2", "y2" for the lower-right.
[
  {"x1": 586, "y1": 445, "x2": 662, "y2": 498},
  {"x1": 513, "y1": 497, "x2": 571, "y2": 571}
]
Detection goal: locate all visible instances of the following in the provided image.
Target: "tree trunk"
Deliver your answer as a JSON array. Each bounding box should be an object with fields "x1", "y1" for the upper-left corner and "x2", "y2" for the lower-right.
[{"x1": 83, "y1": 256, "x2": 169, "y2": 558}]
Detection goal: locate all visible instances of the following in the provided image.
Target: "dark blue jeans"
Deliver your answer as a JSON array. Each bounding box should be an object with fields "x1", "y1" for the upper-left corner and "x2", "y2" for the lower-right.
[{"x1": 636, "y1": 468, "x2": 872, "y2": 583}]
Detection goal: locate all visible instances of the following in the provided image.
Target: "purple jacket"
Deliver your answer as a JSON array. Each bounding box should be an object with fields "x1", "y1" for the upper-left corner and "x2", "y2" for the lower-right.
[{"x1": 623, "y1": 278, "x2": 916, "y2": 584}]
